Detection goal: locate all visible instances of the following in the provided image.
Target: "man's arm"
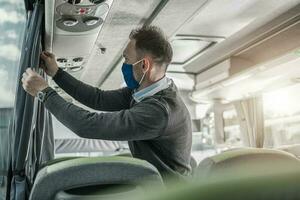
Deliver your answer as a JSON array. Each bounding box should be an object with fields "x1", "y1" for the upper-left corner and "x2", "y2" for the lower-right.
[
  {"x1": 53, "y1": 68, "x2": 132, "y2": 111},
  {"x1": 40, "y1": 51, "x2": 131, "y2": 111},
  {"x1": 44, "y1": 88, "x2": 168, "y2": 141}
]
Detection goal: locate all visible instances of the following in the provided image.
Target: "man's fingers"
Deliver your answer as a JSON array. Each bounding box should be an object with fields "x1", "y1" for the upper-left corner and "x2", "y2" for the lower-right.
[
  {"x1": 25, "y1": 68, "x2": 38, "y2": 76},
  {"x1": 22, "y1": 81, "x2": 29, "y2": 87},
  {"x1": 47, "y1": 51, "x2": 55, "y2": 58},
  {"x1": 26, "y1": 68, "x2": 33, "y2": 75},
  {"x1": 21, "y1": 72, "x2": 28, "y2": 84},
  {"x1": 44, "y1": 51, "x2": 52, "y2": 56},
  {"x1": 40, "y1": 52, "x2": 48, "y2": 60},
  {"x1": 22, "y1": 72, "x2": 27, "y2": 78},
  {"x1": 22, "y1": 81, "x2": 30, "y2": 90},
  {"x1": 21, "y1": 68, "x2": 48, "y2": 97},
  {"x1": 23, "y1": 70, "x2": 37, "y2": 84},
  {"x1": 41, "y1": 51, "x2": 54, "y2": 58}
]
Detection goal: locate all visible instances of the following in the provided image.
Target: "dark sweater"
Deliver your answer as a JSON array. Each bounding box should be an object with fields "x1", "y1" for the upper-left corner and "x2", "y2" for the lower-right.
[{"x1": 44, "y1": 68, "x2": 192, "y2": 181}]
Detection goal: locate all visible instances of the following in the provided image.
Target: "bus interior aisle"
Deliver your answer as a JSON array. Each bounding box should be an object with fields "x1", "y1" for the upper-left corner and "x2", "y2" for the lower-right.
[{"x1": 1, "y1": 0, "x2": 300, "y2": 200}]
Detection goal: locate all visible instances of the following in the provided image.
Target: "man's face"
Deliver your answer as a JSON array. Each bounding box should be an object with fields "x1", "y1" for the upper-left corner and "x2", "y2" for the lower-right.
[{"x1": 123, "y1": 39, "x2": 144, "y2": 82}]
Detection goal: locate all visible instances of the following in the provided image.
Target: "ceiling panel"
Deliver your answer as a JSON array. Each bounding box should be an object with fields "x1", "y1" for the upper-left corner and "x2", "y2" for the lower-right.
[
  {"x1": 100, "y1": 0, "x2": 208, "y2": 90},
  {"x1": 171, "y1": 39, "x2": 211, "y2": 64},
  {"x1": 183, "y1": 0, "x2": 300, "y2": 73},
  {"x1": 80, "y1": 0, "x2": 162, "y2": 86},
  {"x1": 178, "y1": 0, "x2": 277, "y2": 37}
]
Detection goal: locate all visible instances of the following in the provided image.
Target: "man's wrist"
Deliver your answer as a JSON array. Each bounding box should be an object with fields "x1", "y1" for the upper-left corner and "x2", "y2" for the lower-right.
[
  {"x1": 51, "y1": 67, "x2": 59, "y2": 77},
  {"x1": 37, "y1": 87, "x2": 53, "y2": 102},
  {"x1": 52, "y1": 67, "x2": 63, "y2": 80},
  {"x1": 39, "y1": 84, "x2": 49, "y2": 92}
]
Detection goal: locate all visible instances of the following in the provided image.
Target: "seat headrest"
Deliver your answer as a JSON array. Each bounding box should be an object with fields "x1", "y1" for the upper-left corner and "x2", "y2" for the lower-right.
[
  {"x1": 30, "y1": 156, "x2": 163, "y2": 200},
  {"x1": 210, "y1": 147, "x2": 297, "y2": 163},
  {"x1": 196, "y1": 148, "x2": 300, "y2": 180}
]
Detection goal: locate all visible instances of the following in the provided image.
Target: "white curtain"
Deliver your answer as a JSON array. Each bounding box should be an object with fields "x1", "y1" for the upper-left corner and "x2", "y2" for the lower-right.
[{"x1": 234, "y1": 96, "x2": 264, "y2": 148}]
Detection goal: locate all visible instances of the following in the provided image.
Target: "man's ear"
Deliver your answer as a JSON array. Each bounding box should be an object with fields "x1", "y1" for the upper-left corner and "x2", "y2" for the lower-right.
[{"x1": 143, "y1": 56, "x2": 152, "y2": 72}]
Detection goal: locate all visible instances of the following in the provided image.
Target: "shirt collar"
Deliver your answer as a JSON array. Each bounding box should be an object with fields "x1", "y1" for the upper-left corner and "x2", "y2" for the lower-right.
[{"x1": 132, "y1": 76, "x2": 170, "y2": 103}]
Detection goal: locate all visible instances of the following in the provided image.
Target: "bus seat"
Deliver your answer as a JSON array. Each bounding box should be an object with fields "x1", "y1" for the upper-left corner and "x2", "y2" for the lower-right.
[
  {"x1": 277, "y1": 144, "x2": 300, "y2": 158},
  {"x1": 133, "y1": 168, "x2": 300, "y2": 200},
  {"x1": 190, "y1": 156, "x2": 197, "y2": 176},
  {"x1": 116, "y1": 153, "x2": 197, "y2": 177},
  {"x1": 115, "y1": 152, "x2": 132, "y2": 157},
  {"x1": 196, "y1": 148, "x2": 300, "y2": 179},
  {"x1": 29, "y1": 156, "x2": 164, "y2": 200}
]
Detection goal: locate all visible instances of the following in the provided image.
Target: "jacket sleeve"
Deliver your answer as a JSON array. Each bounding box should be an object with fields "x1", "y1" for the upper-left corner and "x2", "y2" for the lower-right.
[
  {"x1": 52, "y1": 68, "x2": 132, "y2": 111},
  {"x1": 44, "y1": 88, "x2": 169, "y2": 141}
]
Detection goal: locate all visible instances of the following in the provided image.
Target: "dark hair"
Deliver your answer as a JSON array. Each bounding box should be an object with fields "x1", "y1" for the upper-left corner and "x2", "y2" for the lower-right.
[{"x1": 129, "y1": 26, "x2": 173, "y2": 70}]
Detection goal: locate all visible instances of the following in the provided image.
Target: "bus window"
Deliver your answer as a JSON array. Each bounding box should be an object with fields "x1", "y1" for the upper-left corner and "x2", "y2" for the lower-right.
[
  {"x1": 264, "y1": 84, "x2": 300, "y2": 147},
  {"x1": 0, "y1": 0, "x2": 26, "y2": 198},
  {"x1": 191, "y1": 108, "x2": 218, "y2": 163},
  {"x1": 223, "y1": 107, "x2": 243, "y2": 148},
  {"x1": 0, "y1": 1, "x2": 26, "y2": 107},
  {"x1": 209, "y1": 102, "x2": 243, "y2": 152}
]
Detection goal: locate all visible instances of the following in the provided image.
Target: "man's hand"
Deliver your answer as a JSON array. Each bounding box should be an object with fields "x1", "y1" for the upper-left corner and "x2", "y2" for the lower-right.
[
  {"x1": 40, "y1": 51, "x2": 59, "y2": 77},
  {"x1": 21, "y1": 68, "x2": 49, "y2": 97}
]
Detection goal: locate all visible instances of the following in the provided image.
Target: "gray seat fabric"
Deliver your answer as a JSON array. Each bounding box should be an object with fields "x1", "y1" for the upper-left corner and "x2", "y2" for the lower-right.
[
  {"x1": 196, "y1": 148, "x2": 300, "y2": 179},
  {"x1": 29, "y1": 156, "x2": 163, "y2": 200}
]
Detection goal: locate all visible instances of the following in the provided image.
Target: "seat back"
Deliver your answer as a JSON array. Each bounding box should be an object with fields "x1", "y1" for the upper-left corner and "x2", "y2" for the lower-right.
[
  {"x1": 190, "y1": 156, "x2": 197, "y2": 176},
  {"x1": 132, "y1": 169, "x2": 300, "y2": 200},
  {"x1": 277, "y1": 144, "x2": 300, "y2": 157},
  {"x1": 134, "y1": 148, "x2": 300, "y2": 200},
  {"x1": 196, "y1": 148, "x2": 300, "y2": 179},
  {"x1": 29, "y1": 156, "x2": 163, "y2": 200}
]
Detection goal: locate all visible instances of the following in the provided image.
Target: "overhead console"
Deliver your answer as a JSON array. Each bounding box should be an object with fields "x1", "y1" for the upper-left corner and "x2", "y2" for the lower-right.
[
  {"x1": 45, "y1": 0, "x2": 113, "y2": 74},
  {"x1": 55, "y1": 0, "x2": 109, "y2": 32}
]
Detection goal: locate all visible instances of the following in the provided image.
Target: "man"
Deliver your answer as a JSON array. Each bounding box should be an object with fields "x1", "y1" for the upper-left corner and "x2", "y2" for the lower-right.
[{"x1": 21, "y1": 26, "x2": 192, "y2": 181}]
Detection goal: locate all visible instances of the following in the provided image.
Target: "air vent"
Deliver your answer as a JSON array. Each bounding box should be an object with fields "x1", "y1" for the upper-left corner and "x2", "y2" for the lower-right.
[
  {"x1": 62, "y1": 18, "x2": 78, "y2": 27},
  {"x1": 69, "y1": 66, "x2": 83, "y2": 72},
  {"x1": 84, "y1": 17, "x2": 100, "y2": 26},
  {"x1": 61, "y1": 66, "x2": 68, "y2": 71},
  {"x1": 57, "y1": 16, "x2": 103, "y2": 32},
  {"x1": 57, "y1": 58, "x2": 68, "y2": 63},
  {"x1": 56, "y1": 57, "x2": 85, "y2": 72},
  {"x1": 73, "y1": 57, "x2": 83, "y2": 62},
  {"x1": 73, "y1": 57, "x2": 84, "y2": 66},
  {"x1": 57, "y1": 58, "x2": 68, "y2": 68}
]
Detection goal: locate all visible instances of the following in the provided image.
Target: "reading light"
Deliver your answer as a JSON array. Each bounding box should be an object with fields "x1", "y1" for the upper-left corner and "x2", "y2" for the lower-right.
[
  {"x1": 84, "y1": 18, "x2": 99, "y2": 26},
  {"x1": 62, "y1": 18, "x2": 78, "y2": 27}
]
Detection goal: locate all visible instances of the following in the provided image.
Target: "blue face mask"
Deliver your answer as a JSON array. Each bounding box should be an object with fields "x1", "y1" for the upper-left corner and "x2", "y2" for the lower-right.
[{"x1": 122, "y1": 59, "x2": 146, "y2": 89}]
